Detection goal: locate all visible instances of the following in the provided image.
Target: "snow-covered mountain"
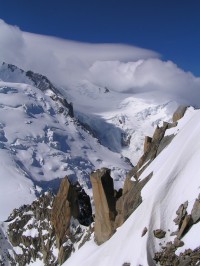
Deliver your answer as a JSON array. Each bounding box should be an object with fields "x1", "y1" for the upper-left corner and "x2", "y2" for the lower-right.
[
  {"x1": 0, "y1": 61, "x2": 180, "y2": 221},
  {"x1": 63, "y1": 107, "x2": 200, "y2": 266},
  {"x1": 64, "y1": 80, "x2": 176, "y2": 164},
  {"x1": 1, "y1": 58, "x2": 200, "y2": 266},
  {"x1": 0, "y1": 62, "x2": 131, "y2": 221},
  {"x1": 2, "y1": 19, "x2": 200, "y2": 168},
  {"x1": 0, "y1": 20, "x2": 200, "y2": 266},
  {"x1": 2, "y1": 103, "x2": 199, "y2": 266}
]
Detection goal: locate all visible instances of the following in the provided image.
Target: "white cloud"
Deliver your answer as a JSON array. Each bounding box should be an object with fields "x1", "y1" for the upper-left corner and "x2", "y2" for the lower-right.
[
  {"x1": 0, "y1": 19, "x2": 25, "y2": 66},
  {"x1": 0, "y1": 19, "x2": 200, "y2": 107},
  {"x1": 0, "y1": 19, "x2": 159, "y2": 85},
  {"x1": 88, "y1": 59, "x2": 200, "y2": 107}
]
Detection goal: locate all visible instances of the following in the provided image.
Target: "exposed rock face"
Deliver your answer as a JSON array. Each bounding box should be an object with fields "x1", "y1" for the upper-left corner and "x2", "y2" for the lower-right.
[
  {"x1": 57, "y1": 98, "x2": 74, "y2": 118},
  {"x1": 143, "y1": 136, "x2": 152, "y2": 153},
  {"x1": 174, "y1": 237, "x2": 184, "y2": 248},
  {"x1": 177, "y1": 215, "x2": 192, "y2": 239},
  {"x1": 50, "y1": 93, "x2": 74, "y2": 118},
  {"x1": 51, "y1": 176, "x2": 93, "y2": 263},
  {"x1": 153, "y1": 229, "x2": 166, "y2": 239},
  {"x1": 141, "y1": 227, "x2": 148, "y2": 237},
  {"x1": 113, "y1": 108, "x2": 187, "y2": 232},
  {"x1": 7, "y1": 192, "x2": 58, "y2": 266},
  {"x1": 52, "y1": 177, "x2": 93, "y2": 245},
  {"x1": 115, "y1": 172, "x2": 153, "y2": 228},
  {"x1": 154, "y1": 245, "x2": 200, "y2": 266},
  {"x1": 26, "y1": 70, "x2": 59, "y2": 93},
  {"x1": 90, "y1": 168, "x2": 117, "y2": 245},
  {"x1": 93, "y1": 107, "x2": 189, "y2": 244},
  {"x1": 111, "y1": 121, "x2": 176, "y2": 230},
  {"x1": 121, "y1": 132, "x2": 131, "y2": 147},
  {"x1": 172, "y1": 105, "x2": 188, "y2": 123},
  {"x1": 154, "y1": 195, "x2": 200, "y2": 265},
  {"x1": 7, "y1": 178, "x2": 93, "y2": 265},
  {"x1": 90, "y1": 167, "x2": 153, "y2": 242},
  {"x1": 156, "y1": 134, "x2": 175, "y2": 156},
  {"x1": 128, "y1": 122, "x2": 169, "y2": 182},
  {"x1": 191, "y1": 194, "x2": 200, "y2": 223},
  {"x1": 25, "y1": 67, "x2": 74, "y2": 118},
  {"x1": 173, "y1": 201, "x2": 188, "y2": 228},
  {"x1": 51, "y1": 177, "x2": 75, "y2": 248}
]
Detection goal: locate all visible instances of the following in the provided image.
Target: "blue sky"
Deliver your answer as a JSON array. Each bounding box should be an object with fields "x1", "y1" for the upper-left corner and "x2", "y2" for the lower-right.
[{"x1": 0, "y1": 0, "x2": 199, "y2": 76}]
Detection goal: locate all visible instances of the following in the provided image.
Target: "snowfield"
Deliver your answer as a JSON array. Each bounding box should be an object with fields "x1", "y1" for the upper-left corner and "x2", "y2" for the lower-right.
[{"x1": 63, "y1": 107, "x2": 200, "y2": 266}]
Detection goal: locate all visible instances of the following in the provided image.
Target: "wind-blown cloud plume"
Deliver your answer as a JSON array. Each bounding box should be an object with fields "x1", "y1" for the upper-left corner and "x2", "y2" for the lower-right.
[
  {"x1": 0, "y1": 19, "x2": 158, "y2": 85},
  {"x1": 0, "y1": 19, "x2": 200, "y2": 107}
]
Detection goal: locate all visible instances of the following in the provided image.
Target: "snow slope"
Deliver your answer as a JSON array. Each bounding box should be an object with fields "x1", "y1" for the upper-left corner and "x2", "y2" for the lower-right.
[
  {"x1": 0, "y1": 63, "x2": 131, "y2": 221},
  {"x1": 63, "y1": 107, "x2": 200, "y2": 266}
]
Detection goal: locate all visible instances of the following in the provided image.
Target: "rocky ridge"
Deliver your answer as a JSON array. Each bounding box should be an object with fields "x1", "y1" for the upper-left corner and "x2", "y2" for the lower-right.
[
  {"x1": 112, "y1": 106, "x2": 188, "y2": 229},
  {"x1": 51, "y1": 177, "x2": 93, "y2": 264},
  {"x1": 154, "y1": 194, "x2": 200, "y2": 265},
  {"x1": 88, "y1": 106, "x2": 199, "y2": 265},
  {"x1": 91, "y1": 106, "x2": 186, "y2": 243},
  {"x1": 1, "y1": 62, "x2": 74, "y2": 119},
  {"x1": 7, "y1": 192, "x2": 57, "y2": 265},
  {"x1": 90, "y1": 168, "x2": 119, "y2": 244},
  {"x1": 4, "y1": 178, "x2": 93, "y2": 266}
]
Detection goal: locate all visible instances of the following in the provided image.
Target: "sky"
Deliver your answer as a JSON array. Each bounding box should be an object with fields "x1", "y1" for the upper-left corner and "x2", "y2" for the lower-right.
[{"x1": 0, "y1": 0, "x2": 200, "y2": 76}]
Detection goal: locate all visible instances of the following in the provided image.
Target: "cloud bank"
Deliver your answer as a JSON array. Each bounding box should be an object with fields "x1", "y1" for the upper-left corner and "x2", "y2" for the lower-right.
[
  {"x1": 0, "y1": 19, "x2": 200, "y2": 107},
  {"x1": 88, "y1": 59, "x2": 200, "y2": 106}
]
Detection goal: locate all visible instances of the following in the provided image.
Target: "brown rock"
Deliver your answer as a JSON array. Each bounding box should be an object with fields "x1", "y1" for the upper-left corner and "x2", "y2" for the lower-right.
[
  {"x1": 167, "y1": 122, "x2": 178, "y2": 129},
  {"x1": 51, "y1": 177, "x2": 75, "y2": 248},
  {"x1": 58, "y1": 240, "x2": 73, "y2": 265},
  {"x1": 178, "y1": 256, "x2": 192, "y2": 266},
  {"x1": 7, "y1": 192, "x2": 57, "y2": 265},
  {"x1": 191, "y1": 198, "x2": 200, "y2": 223},
  {"x1": 153, "y1": 229, "x2": 166, "y2": 239},
  {"x1": 90, "y1": 168, "x2": 117, "y2": 245},
  {"x1": 126, "y1": 121, "x2": 171, "y2": 185},
  {"x1": 135, "y1": 122, "x2": 169, "y2": 179},
  {"x1": 173, "y1": 201, "x2": 188, "y2": 228},
  {"x1": 172, "y1": 106, "x2": 187, "y2": 123},
  {"x1": 152, "y1": 123, "x2": 168, "y2": 142},
  {"x1": 156, "y1": 134, "x2": 175, "y2": 156},
  {"x1": 115, "y1": 172, "x2": 153, "y2": 228},
  {"x1": 177, "y1": 215, "x2": 193, "y2": 239},
  {"x1": 141, "y1": 227, "x2": 148, "y2": 237},
  {"x1": 123, "y1": 169, "x2": 135, "y2": 193},
  {"x1": 143, "y1": 136, "x2": 152, "y2": 153},
  {"x1": 51, "y1": 177, "x2": 93, "y2": 248},
  {"x1": 174, "y1": 237, "x2": 184, "y2": 248}
]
